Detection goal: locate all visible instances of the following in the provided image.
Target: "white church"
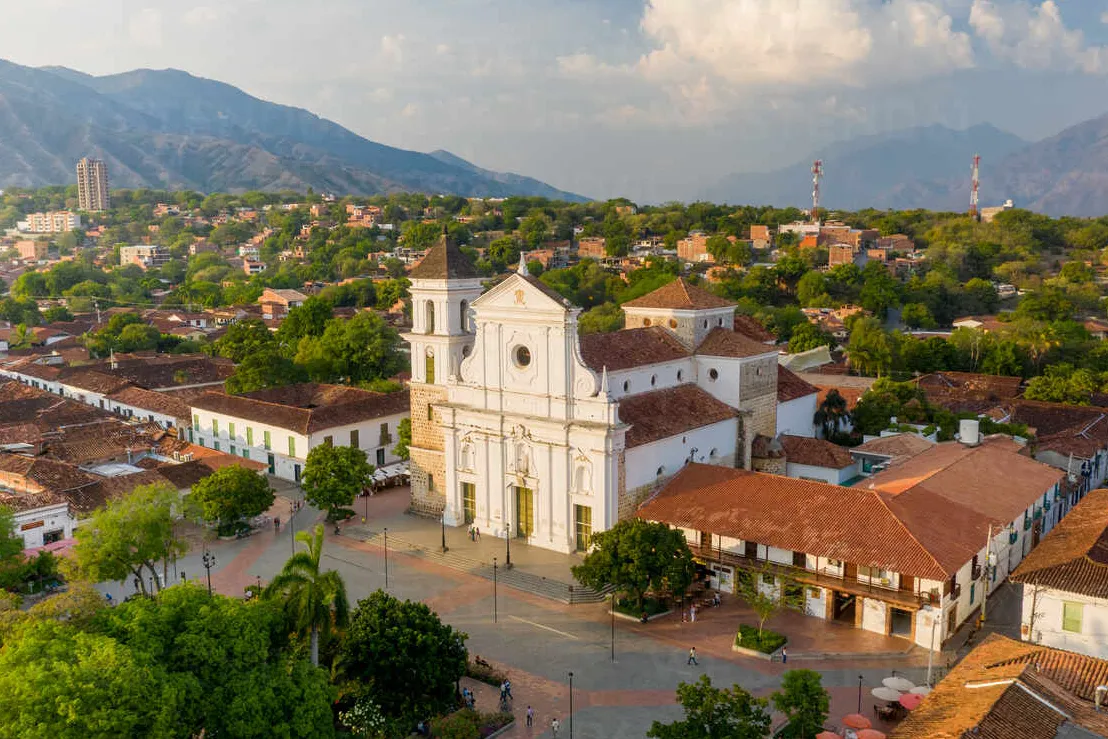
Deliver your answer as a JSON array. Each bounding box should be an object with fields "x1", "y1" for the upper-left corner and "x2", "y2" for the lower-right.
[{"x1": 403, "y1": 235, "x2": 807, "y2": 554}]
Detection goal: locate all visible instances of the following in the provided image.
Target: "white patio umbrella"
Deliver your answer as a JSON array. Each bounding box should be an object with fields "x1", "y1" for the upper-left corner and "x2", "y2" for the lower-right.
[
  {"x1": 883, "y1": 676, "x2": 916, "y2": 692},
  {"x1": 871, "y1": 687, "x2": 903, "y2": 702},
  {"x1": 909, "y1": 686, "x2": 932, "y2": 695}
]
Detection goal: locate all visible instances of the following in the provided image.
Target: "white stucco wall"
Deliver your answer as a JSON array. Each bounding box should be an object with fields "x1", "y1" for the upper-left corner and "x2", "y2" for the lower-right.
[
  {"x1": 1021, "y1": 587, "x2": 1108, "y2": 658},
  {"x1": 785, "y1": 461, "x2": 856, "y2": 485},
  {"x1": 606, "y1": 359, "x2": 695, "y2": 401},
  {"x1": 624, "y1": 418, "x2": 738, "y2": 490},
  {"x1": 777, "y1": 394, "x2": 818, "y2": 438},
  {"x1": 13, "y1": 503, "x2": 78, "y2": 548},
  {"x1": 862, "y1": 597, "x2": 887, "y2": 635}
]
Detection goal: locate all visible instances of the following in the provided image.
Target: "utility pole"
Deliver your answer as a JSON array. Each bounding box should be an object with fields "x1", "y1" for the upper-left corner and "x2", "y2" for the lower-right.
[
  {"x1": 811, "y1": 160, "x2": 823, "y2": 224},
  {"x1": 970, "y1": 154, "x2": 981, "y2": 221},
  {"x1": 926, "y1": 613, "x2": 937, "y2": 686}
]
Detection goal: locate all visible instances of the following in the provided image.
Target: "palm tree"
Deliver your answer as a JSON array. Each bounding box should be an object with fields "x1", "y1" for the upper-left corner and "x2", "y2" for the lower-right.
[
  {"x1": 264, "y1": 524, "x2": 349, "y2": 667},
  {"x1": 814, "y1": 389, "x2": 850, "y2": 439}
]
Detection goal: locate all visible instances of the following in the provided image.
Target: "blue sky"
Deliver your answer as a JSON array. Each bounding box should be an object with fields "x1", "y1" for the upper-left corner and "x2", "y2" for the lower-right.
[{"x1": 3, "y1": 0, "x2": 1108, "y2": 201}]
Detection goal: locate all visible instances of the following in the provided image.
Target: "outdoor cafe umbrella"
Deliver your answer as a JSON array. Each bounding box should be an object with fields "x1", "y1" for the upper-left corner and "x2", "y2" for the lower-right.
[
  {"x1": 843, "y1": 714, "x2": 872, "y2": 730},
  {"x1": 899, "y1": 693, "x2": 924, "y2": 710},
  {"x1": 816, "y1": 733, "x2": 843, "y2": 739},
  {"x1": 871, "y1": 687, "x2": 903, "y2": 702},
  {"x1": 882, "y1": 676, "x2": 916, "y2": 692},
  {"x1": 909, "y1": 685, "x2": 932, "y2": 695},
  {"x1": 856, "y1": 731, "x2": 887, "y2": 739}
]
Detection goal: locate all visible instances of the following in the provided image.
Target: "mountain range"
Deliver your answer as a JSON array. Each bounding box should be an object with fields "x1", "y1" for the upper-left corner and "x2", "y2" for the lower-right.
[
  {"x1": 0, "y1": 59, "x2": 585, "y2": 201},
  {"x1": 706, "y1": 115, "x2": 1108, "y2": 218}
]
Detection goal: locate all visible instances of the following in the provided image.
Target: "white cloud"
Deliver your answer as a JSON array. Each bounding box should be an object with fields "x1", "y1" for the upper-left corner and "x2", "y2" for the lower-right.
[
  {"x1": 969, "y1": 0, "x2": 1108, "y2": 74},
  {"x1": 380, "y1": 34, "x2": 405, "y2": 66},
  {"x1": 637, "y1": 0, "x2": 973, "y2": 89},
  {"x1": 183, "y1": 6, "x2": 221, "y2": 26}
]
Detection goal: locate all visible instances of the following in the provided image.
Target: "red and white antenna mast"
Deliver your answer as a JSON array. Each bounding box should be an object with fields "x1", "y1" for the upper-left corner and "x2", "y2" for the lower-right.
[
  {"x1": 811, "y1": 159, "x2": 823, "y2": 223},
  {"x1": 970, "y1": 154, "x2": 981, "y2": 221}
]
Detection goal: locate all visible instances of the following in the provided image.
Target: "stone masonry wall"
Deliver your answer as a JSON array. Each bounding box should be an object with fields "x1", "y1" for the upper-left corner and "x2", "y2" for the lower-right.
[{"x1": 409, "y1": 383, "x2": 447, "y2": 516}]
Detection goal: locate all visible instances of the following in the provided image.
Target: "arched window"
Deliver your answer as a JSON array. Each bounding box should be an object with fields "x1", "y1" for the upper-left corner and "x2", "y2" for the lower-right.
[
  {"x1": 426, "y1": 349, "x2": 436, "y2": 384},
  {"x1": 425, "y1": 301, "x2": 436, "y2": 334},
  {"x1": 460, "y1": 300, "x2": 470, "y2": 332}
]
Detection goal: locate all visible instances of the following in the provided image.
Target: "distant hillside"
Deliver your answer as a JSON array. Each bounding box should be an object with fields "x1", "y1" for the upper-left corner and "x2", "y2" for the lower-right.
[
  {"x1": 704, "y1": 124, "x2": 1027, "y2": 212},
  {"x1": 0, "y1": 59, "x2": 586, "y2": 200}
]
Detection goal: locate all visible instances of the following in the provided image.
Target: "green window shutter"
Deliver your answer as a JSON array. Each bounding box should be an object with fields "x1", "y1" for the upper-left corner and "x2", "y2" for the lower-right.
[
  {"x1": 1063, "y1": 602, "x2": 1083, "y2": 633},
  {"x1": 246, "y1": 427, "x2": 253, "y2": 445},
  {"x1": 264, "y1": 430, "x2": 271, "y2": 450},
  {"x1": 288, "y1": 437, "x2": 296, "y2": 457}
]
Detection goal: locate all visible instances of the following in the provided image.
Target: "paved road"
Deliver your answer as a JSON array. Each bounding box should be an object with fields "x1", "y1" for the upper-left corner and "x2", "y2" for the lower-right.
[{"x1": 101, "y1": 489, "x2": 937, "y2": 738}]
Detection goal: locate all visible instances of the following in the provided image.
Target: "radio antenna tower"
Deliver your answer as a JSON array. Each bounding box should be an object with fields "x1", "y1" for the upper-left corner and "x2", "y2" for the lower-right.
[
  {"x1": 970, "y1": 154, "x2": 981, "y2": 221},
  {"x1": 811, "y1": 160, "x2": 823, "y2": 223}
]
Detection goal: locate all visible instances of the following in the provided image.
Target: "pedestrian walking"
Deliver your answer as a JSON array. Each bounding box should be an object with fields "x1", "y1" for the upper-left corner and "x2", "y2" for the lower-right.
[
  {"x1": 504, "y1": 679, "x2": 513, "y2": 700},
  {"x1": 781, "y1": 647, "x2": 787, "y2": 663},
  {"x1": 526, "y1": 706, "x2": 534, "y2": 727},
  {"x1": 475, "y1": 526, "x2": 481, "y2": 542},
  {"x1": 500, "y1": 681, "x2": 508, "y2": 703},
  {"x1": 550, "y1": 717, "x2": 560, "y2": 737},
  {"x1": 274, "y1": 517, "x2": 280, "y2": 532},
  {"x1": 690, "y1": 605, "x2": 697, "y2": 623},
  {"x1": 687, "y1": 647, "x2": 699, "y2": 665}
]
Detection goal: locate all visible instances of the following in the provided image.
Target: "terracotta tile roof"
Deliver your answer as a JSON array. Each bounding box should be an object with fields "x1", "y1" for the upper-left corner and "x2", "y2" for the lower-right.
[
  {"x1": 892, "y1": 634, "x2": 1108, "y2": 738},
  {"x1": 780, "y1": 434, "x2": 854, "y2": 469},
  {"x1": 106, "y1": 386, "x2": 192, "y2": 420},
  {"x1": 777, "y1": 366, "x2": 819, "y2": 403},
  {"x1": 638, "y1": 463, "x2": 948, "y2": 579},
  {"x1": 852, "y1": 433, "x2": 935, "y2": 466},
  {"x1": 696, "y1": 327, "x2": 775, "y2": 359},
  {"x1": 191, "y1": 384, "x2": 409, "y2": 435},
  {"x1": 0, "y1": 453, "x2": 98, "y2": 493},
  {"x1": 1010, "y1": 488, "x2": 1108, "y2": 598},
  {"x1": 732, "y1": 314, "x2": 776, "y2": 343},
  {"x1": 864, "y1": 437, "x2": 1064, "y2": 574},
  {"x1": 59, "y1": 369, "x2": 135, "y2": 395},
  {"x1": 617, "y1": 386, "x2": 737, "y2": 448},
  {"x1": 578, "y1": 327, "x2": 690, "y2": 372},
  {"x1": 622, "y1": 278, "x2": 734, "y2": 311},
  {"x1": 409, "y1": 232, "x2": 480, "y2": 279}
]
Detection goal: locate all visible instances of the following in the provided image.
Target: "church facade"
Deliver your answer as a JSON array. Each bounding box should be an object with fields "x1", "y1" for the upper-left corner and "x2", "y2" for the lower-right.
[{"x1": 405, "y1": 236, "x2": 780, "y2": 554}]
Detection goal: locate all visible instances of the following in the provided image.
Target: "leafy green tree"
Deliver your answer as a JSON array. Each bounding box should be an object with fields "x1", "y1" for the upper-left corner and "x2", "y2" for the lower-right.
[
  {"x1": 70, "y1": 483, "x2": 187, "y2": 596},
  {"x1": 302, "y1": 444, "x2": 374, "y2": 521},
  {"x1": 858, "y1": 261, "x2": 900, "y2": 317},
  {"x1": 901, "y1": 302, "x2": 937, "y2": 329},
  {"x1": 647, "y1": 675, "x2": 771, "y2": 739},
  {"x1": 0, "y1": 619, "x2": 177, "y2": 738},
  {"x1": 571, "y1": 519, "x2": 694, "y2": 608},
  {"x1": 42, "y1": 304, "x2": 74, "y2": 323},
  {"x1": 787, "y1": 322, "x2": 834, "y2": 354},
  {"x1": 0, "y1": 505, "x2": 25, "y2": 565},
  {"x1": 1024, "y1": 363, "x2": 1102, "y2": 405},
  {"x1": 736, "y1": 563, "x2": 803, "y2": 637},
  {"x1": 772, "y1": 670, "x2": 830, "y2": 739},
  {"x1": 392, "y1": 418, "x2": 411, "y2": 461},
  {"x1": 99, "y1": 584, "x2": 336, "y2": 737},
  {"x1": 295, "y1": 312, "x2": 404, "y2": 384},
  {"x1": 339, "y1": 590, "x2": 468, "y2": 726},
  {"x1": 277, "y1": 296, "x2": 334, "y2": 347},
  {"x1": 796, "y1": 270, "x2": 829, "y2": 307},
  {"x1": 116, "y1": 323, "x2": 161, "y2": 352},
  {"x1": 265, "y1": 524, "x2": 349, "y2": 668},
  {"x1": 209, "y1": 318, "x2": 276, "y2": 362},
  {"x1": 518, "y1": 213, "x2": 551, "y2": 248},
  {"x1": 226, "y1": 346, "x2": 308, "y2": 394},
  {"x1": 189, "y1": 466, "x2": 275, "y2": 534},
  {"x1": 847, "y1": 316, "x2": 893, "y2": 377},
  {"x1": 578, "y1": 302, "x2": 625, "y2": 334}
]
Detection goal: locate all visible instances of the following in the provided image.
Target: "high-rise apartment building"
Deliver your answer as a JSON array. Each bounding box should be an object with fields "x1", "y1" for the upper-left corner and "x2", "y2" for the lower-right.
[{"x1": 76, "y1": 157, "x2": 110, "y2": 212}]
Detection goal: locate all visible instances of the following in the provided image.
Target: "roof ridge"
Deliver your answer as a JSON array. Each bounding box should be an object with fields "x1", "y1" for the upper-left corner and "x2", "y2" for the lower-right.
[{"x1": 869, "y1": 485, "x2": 951, "y2": 577}]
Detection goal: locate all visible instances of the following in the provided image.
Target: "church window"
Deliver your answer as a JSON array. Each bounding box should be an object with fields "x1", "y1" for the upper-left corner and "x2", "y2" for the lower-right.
[
  {"x1": 427, "y1": 404, "x2": 433, "y2": 421},
  {"x1": 650, "y1": 374, "x2": 657, "y2": 387},
  {"x1": 709, "y1": 368, "x2": 719, "y2": 381},
  {"x1": 622, "y1": 380, "x2": 630, "y2": 392},
  {"x1": 513, "y1": 346, "x2": 532, "y2": 368},
  {"x1": 668, "y1": 319, "x2": 678, "y2": 329},
  {"x1": 718, "y1": 318, "x2": 724, "y2": 326},
  {"x1": 425, "y1": 301, "x2": 436, "y2": 334},
  {"x1": 460, "y1": 300, "x2": 470, "y2": 332},
  {"x1": 656, "y1": 466, "x2": 665, "y2": 478},
  {"x1": 643, "y1": 318, "x2": 651, "y2": 327},
  {"x1": 709, "y1": 448, "x2": 718, "y2": 459},
  {"x1": 703, "y1": 320, "x2": 709, "y2": 328},
  {"x1": 426, "y1": 351, "x2": 436, "y2": 384},
  {"x1": 677, "y1": 369, "x2": 684, "y2": 381}
]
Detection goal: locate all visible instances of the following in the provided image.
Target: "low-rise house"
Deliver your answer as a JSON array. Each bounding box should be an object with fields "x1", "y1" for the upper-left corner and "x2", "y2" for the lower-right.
[
  {"x1": 851, "y1": 432, "x2": 935, "y2": 474},
  {"x1": 891, "y1": 634, "x2": 1108, "y2": 738},
  {"x1": 1011, "y1": 489, "x2": 1108, "y2": 658},
  {"x1": 259, "y1": 288, "x2": 307, "y2": 320},
  {"x1": 189, "y1": 383, "x2": 410, "y2": 481},
  {"x1": 640, "y1": 434, "x2": 1065, "y2": 646},
  {"x1": 119, "y1": 244, "x2": 169, "y2": 269},
  {"x1": 952, "y1": 314, "x2": 1007, "y2": 332},
  {"x1": 779, "y1": 434, "x2": 858, "y2": 484},
  {"x1": 242, "y1": 259, "x2": 266, "y2": 275},
  {"x1": 105, "y1": 386, "x2": 192, "y2": 430}
]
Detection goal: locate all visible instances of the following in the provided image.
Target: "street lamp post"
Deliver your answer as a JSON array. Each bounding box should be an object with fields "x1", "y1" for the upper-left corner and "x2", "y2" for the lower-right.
[
  {"x1": 383, "y1": 527, "x2": 389, "y2": 590},
  {"x1": 202, "y1": 550, "x2": 216, "y2": 596},
  {"x1": 568, "y1": 671, "x2": 574, "y2": 739},
  {"x1": 441, "y1": 511, "x2": 449, "y2": 553},
  {"x1": 493, "y1": 556, "x2": 498, "y2": 623},
  {"x1": 363, "y1": 490, "x2": 368, "y2": 524},
  {"x1": 611, "y1": 596, "x2": 615, "y2": 662},
  {"x1": 857, "y1": 674, "x2": 864, "y2": 713},
  {"x1": 505, "y1": 522, "x2": 512, "y2": 569}
]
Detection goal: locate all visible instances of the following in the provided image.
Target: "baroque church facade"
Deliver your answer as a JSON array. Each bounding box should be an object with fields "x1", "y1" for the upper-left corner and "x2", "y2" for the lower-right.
[{"x1": 404, "y1": 236, "x2": 780, "y2": 554}]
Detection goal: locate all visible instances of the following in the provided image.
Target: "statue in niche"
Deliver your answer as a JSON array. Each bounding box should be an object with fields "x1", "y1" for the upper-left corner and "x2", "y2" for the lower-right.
[
  {"x1": 514, "y1": 442, "x2": 531, "y2": 476},
  {"x1": 574, "y1": 460, "x2": 593, "y2": 495},
  {"x1": 460, "y1": 441, "x2": 476, "y2": 471}
]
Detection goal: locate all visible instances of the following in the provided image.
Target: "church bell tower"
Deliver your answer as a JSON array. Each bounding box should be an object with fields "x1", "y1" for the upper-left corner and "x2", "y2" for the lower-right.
[{"x1": 402, "y1": 230, "x2": 483, "y2": 516}]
